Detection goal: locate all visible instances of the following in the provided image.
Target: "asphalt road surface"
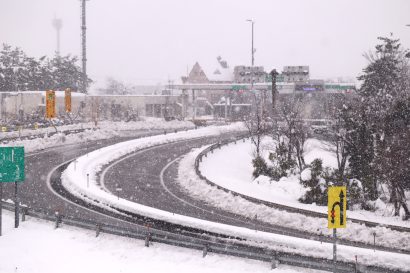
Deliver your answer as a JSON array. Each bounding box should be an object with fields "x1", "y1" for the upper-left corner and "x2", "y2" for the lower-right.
[
  {"x1": 1, "y1": 130, "x2": 166, "y2": 231},
  {"x1": 99, "y1": 136, "x2": 410, "y2": 254},
  {"x1": 2, "y1": 129, "x2": 408, "y2": 254}
]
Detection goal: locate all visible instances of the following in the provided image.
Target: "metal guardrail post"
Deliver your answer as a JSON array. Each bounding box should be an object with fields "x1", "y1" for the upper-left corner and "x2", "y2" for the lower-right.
[
  {"x1": 145, "y1": 233, "x2": 151, "y2": 247},
  {"x1": 145, "y1": 223, "x2": 151, "y2": 247},
  {"x1": 202, "y1": 245, "x2": 208, "y2": 258},
  {"x1": 21, "y1": 207, "x2": 28, "y2": 222},
  {"x1": 271, "y1": 252, "x2": 278, "y2": 269},
  {"x1": 96, "y1": 224, "x2": 101, "y2": 237},
  {"x1": 55, "y1": 212, "x2": 62, "y2": 229},
  {"x1": 355, "y1": 255, "x2": 358, "y2": 273}
]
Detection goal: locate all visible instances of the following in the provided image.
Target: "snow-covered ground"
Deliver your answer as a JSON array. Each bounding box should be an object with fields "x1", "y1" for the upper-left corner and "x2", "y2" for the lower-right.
[
  {"x1": 1, "y1": 118, "x2": 195, "y2": 153},
  {"x1": 0, "y1": 210, "x2": 322, "y2": 273},
  {"x1": 2, "y1": 121, "x2": 409, "y2": 271},
  {"x1": 199, "y1": 138, "x2": 410, "y2": 228},
  {"x1": 58, "y1": 124, "x2": 409, "y2": 270},
  {"x1": 176, "y1": 145, "x2": 410, "y2": 253},
  {"x1": 1, "y1": 117, "x2": 195, "y2": 139}
]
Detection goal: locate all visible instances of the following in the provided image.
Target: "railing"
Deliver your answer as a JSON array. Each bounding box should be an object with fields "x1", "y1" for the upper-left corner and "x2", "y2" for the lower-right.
[
  {"x1": 2, "y1": 200, "x2": 403, "y2": 273},
  {"x1": 194, "y1": 137, "x2": 410, "y2": 254},
  {"x1": 0, "y1": 133, "x2": 408, "y2": 273}
]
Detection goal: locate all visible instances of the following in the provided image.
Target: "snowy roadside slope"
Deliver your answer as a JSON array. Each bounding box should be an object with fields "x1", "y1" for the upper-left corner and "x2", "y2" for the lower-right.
[
  {"x1": 0, "y1": 117, "x2": 194, "y2": 139},
  {"x1": 177, "y1": 146, "x2": 410, "y2": 253},
  {"x1": 0, "y1": 119, "x2": 195, "y2": 153},
  {"x1": 199, "y1": 138, "x2": 410, "y2": 228},
  {"x1": 0, "y1": 211, "x2": 315, "y2": 273},
  {"x1": 60, "y1": 125, "x2": 410, "y2": 270}
]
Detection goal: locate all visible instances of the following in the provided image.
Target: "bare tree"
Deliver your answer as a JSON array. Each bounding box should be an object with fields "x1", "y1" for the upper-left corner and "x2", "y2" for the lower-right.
[
  {"x1": 276, "y1": 94, "x2": 307, "y2": 172},
  {"x1": 243, "y1": 109, "x2": 266, "y2": 158}
]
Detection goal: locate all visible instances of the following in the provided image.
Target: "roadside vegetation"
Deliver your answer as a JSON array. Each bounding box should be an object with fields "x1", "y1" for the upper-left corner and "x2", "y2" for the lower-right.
[{"x1": 247, "y1": 36, "x2": 410, "y2": 219}]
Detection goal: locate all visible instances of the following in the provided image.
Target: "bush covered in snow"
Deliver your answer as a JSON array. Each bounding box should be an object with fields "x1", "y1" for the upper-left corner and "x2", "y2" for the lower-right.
[{"x1": 299, "y1": 159, "x2": 328, "y2": 205}]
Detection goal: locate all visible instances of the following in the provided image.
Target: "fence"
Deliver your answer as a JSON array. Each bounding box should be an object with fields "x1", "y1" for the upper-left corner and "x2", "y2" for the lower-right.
[{"x1": 1, "y1": 191, "x2": 408, "y2": 273}]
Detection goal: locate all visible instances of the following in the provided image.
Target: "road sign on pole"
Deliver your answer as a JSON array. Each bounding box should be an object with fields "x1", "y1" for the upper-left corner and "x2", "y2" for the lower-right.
[
  {"x1": 65, "y1": 88, "x2": 72, "y2": 113},
  {"x1": 0, "y1": 147, "x2": 25, "y2": 182},
  {"x1": 328, "y1": 186, "x2": 347, "y2": 229},
  {"x1": 0, "y1": 147, "x2": 25, "y2": 233},
  {"x1": 46, "y1": 90, "x2": 56, "y2": 118},
  {"x1": 328, "y1": 186, "x2": 347, "y2": 273}
]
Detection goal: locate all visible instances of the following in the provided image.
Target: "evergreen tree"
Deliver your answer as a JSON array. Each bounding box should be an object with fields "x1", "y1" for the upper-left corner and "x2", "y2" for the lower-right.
[
  {"x1": 0, "y1": 44, "x2": 91, "y2": 92},
  {"x1": 340, "y1": 35, "x2": 410, "y2": 216}
]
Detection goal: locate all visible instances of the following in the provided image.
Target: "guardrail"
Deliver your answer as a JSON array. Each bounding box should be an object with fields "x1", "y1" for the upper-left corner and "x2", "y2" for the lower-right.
[
  {"x1": 0, "y1": 128, "x2": 89, "y2": 144},
  {"x1": 194, "y1": 137, "x2": 410, "y2": 255},
  {"x1": 0, "y1": 132, "x2": 408, "y2": 273},
  {"x1": 2, "y1": 200, "x2": 406, "y2": 273}
]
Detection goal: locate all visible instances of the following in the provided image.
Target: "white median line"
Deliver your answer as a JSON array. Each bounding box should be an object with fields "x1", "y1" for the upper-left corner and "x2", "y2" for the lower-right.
[{"x1": 60, "y1": 124, "x2": 410, "y2": 270}]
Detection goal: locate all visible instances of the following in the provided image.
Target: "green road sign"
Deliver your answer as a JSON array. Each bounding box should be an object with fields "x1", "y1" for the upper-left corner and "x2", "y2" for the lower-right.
[
  {"x1": 0, "y1": 147, "x2": 25, "y2": 182},
  {"x1": 231, "y1": 85, "x2": 247, "y2": 91}
]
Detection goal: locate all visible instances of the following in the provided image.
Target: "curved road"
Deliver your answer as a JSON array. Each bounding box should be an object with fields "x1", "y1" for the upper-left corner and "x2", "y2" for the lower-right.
[
  {"x1": 1, "y1": 130, "x2": 168, "y2": 231},
  {"x1": 100, "y1": 136, "x2": 410, "y2": 254},
  {"x1": 2, "y1": 129, "x2": 409, "y2": 255}
]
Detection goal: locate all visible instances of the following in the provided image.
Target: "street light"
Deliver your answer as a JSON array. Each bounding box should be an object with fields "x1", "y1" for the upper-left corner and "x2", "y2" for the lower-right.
[
  {"x1": 246, "y1": 19, "x2": 255, "y2": 68},
  {"x1": 246, "y1": 19, "x2": 256, "y2": 100},
  {"x1": 406, "y1": 25, "x2": 410, "y2": 58}
]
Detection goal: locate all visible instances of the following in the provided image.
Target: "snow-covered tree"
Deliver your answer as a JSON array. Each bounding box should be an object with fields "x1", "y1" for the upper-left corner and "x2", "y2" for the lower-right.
[
  {"x1": 0, "y1": 44, "x2": 91, "y2": 92},
  {"x1": 339, "y1": 35, "x2": 410, "y2": 217}
]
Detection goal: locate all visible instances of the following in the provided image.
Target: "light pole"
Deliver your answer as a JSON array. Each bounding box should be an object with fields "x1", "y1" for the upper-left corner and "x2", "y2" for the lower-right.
[
  {"x1": 246, "y1": 19, "x2": 255, "y2": 89},
  {"x1": 81, "y1": 0, "x2": 88, "y2": 93},
  {"x1": 246, "y1": 19, "x2": 262, "y2": 120},
  {"x1": 406, "y1": 25, "x2": 410, "y2": 58},
  {"x1": 246, "y1": 19, "x2": 255, "y2": 106}
]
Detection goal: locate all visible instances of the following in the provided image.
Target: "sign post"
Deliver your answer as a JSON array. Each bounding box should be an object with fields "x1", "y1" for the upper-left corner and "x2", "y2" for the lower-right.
[
  {"x1": 0, "y1": 183, "x2": 2, "y2": 236},
  {"x1": 328, "y1": 186, "x2": 347, "y2": 273},
  {"x1": 0, "y1": 147, "x2": 25, "y2": 234}
]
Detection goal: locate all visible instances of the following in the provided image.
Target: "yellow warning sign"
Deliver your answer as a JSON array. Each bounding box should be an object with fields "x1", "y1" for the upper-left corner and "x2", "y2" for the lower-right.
[
  {"x1": 65, "y1": 88, "x2": 71, "y2": 113},
  {"x1": 328, "y1": 186, "x2": 347, "y2": 229},
  {"x1": 46, "y1": 90, "x2": 56, "y2": 118}
]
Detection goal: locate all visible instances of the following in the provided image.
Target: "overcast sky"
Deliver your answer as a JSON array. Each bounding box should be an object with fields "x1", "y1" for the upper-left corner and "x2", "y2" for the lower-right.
[{"x1": 1, "y1": 0, "x2": 410, "y2": 87}]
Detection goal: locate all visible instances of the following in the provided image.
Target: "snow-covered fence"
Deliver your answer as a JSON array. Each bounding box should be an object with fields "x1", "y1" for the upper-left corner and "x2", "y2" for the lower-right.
[{"x1": 1, "y1": 200, "x2": 397, "y2": 273}]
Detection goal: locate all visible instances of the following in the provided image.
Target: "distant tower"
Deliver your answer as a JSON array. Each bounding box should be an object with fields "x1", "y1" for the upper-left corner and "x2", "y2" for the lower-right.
[{"x1": 52, "y1": 17, "x2": 63, "y2": 56}]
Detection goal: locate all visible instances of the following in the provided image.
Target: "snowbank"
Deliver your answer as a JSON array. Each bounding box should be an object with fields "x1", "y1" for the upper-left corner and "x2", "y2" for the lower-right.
[
  {"x1": 59, "y1": 124, "x2": 409, "y2": 270},
  {"x1": 1, "y1": 118, "x2": 195, "y2": 153},
  {"x1": 199, "y1": 138, "x2": 410, "y2": 228},
  {"x1": 0, "y1": 210, "x2": 307, "y2": 273}
]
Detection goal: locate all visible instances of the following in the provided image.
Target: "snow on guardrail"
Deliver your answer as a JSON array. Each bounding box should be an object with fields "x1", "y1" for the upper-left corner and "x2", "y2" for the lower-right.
[{"x1": 60, "y1": 124, "x2": 410, "y2": 271}]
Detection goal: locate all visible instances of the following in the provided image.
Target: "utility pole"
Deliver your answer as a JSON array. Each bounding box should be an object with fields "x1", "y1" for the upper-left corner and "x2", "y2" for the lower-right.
[
  {"x1": 81, "y1": 0, "x2": 88, "y2": 93},
  {"x1": 270, "y1": 69, "x2": 279, "y2": 115}
]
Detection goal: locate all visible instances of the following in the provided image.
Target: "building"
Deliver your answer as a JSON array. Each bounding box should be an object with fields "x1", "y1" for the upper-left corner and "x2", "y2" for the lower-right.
[
  {"x1": 233, "y1": 66, "x2": 267, "y2": 83},
  {"x1": 282, "y1": 66, "x2": 309, "y2": 82}
]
